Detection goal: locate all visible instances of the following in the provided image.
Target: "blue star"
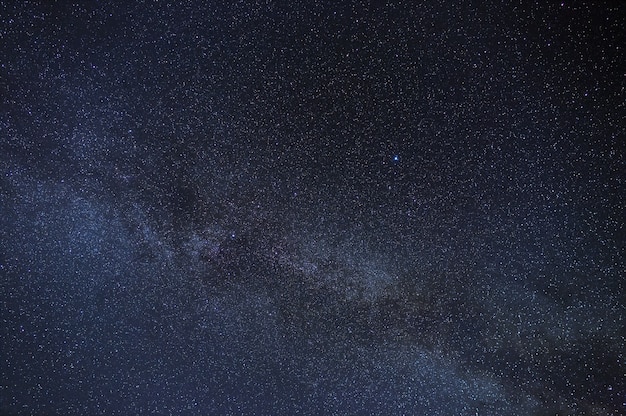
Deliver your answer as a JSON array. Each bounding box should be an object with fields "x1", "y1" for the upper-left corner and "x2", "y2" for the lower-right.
[{"x1": 392, "y1": 155, "x2": 400, "y2": 162}]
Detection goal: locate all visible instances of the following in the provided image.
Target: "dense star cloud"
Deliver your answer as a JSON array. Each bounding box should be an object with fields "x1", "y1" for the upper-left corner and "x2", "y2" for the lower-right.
[{"x1": 1, "y1": 1, "x2": 624, "y2": 415}]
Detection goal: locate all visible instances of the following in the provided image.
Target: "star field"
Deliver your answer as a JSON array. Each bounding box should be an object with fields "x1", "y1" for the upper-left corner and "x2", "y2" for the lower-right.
[{"x1": 1, "y1": 1, "x2": 625, "y2": 415}]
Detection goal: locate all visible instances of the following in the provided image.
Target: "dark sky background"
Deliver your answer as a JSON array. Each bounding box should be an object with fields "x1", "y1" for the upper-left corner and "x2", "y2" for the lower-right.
[{"x1": 1, "y1": 1, "x2": 624, "y2": 415}]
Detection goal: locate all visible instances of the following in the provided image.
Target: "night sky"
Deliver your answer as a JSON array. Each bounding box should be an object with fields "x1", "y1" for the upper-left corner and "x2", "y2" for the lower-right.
[{"x1": 1, "y1": 1, "x2": 625, "y2": 415}]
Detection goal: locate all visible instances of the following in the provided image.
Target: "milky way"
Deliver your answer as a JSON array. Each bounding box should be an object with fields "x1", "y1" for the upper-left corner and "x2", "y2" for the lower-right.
[{"x1": 1, "y1": 1, "x2": 624, "y2": 415}]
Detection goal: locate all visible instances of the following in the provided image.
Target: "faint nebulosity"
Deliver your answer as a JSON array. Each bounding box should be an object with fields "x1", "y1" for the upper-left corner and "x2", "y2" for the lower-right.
[{"x1": 1, "y1": 1, "x2": 624, "y2": 415}]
